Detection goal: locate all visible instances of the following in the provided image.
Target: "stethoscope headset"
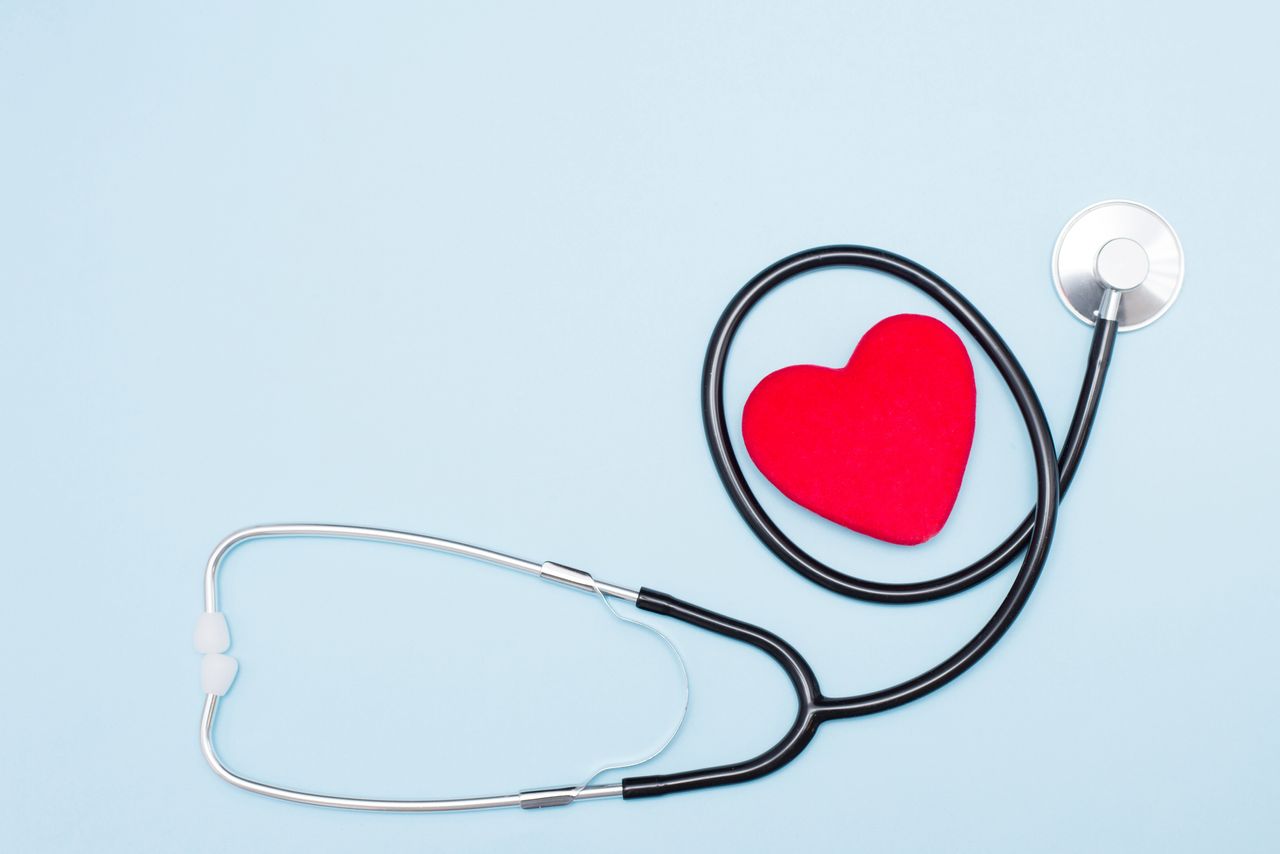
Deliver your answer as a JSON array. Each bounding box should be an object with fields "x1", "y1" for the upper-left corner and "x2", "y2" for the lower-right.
[{"x1": 194, "y1": 200, "x2": 1183, "y2": 811}]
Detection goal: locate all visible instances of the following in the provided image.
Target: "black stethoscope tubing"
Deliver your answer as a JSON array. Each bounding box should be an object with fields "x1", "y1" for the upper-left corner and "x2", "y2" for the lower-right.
[{"x1": 621, "y1": 246, "x2": 1117, "y2": 800}]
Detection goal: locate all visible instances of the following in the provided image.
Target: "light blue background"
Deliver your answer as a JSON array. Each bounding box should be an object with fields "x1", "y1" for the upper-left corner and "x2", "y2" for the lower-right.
[{"x1": 2, "y1": 1, "x2": 1277, "y2": 851}]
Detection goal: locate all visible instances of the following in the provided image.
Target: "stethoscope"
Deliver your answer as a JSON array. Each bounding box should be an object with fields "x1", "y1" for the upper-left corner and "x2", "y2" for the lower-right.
[{"x1": 194, "y1": 200, "x2": 1184, "y2": 811}]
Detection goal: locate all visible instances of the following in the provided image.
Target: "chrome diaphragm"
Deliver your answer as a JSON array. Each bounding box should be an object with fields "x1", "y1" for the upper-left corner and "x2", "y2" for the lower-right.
[{"x1": 1052, "y1": 200, "x2": 1184, "y2": 331}]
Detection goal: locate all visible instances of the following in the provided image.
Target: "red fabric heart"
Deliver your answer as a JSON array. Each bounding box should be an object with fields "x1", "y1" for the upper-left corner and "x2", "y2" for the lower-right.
[{"x1": 742, "y1": 314, "x2": 976, "y2": 546}]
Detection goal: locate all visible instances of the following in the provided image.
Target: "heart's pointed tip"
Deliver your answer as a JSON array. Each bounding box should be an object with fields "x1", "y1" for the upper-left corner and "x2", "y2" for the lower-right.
[
  {"x1": 853, "y1": 515, "x2": 947, "y2": 547},
  {"x1": 890, "y1": 523, "x2": 945, "y2": 547}
]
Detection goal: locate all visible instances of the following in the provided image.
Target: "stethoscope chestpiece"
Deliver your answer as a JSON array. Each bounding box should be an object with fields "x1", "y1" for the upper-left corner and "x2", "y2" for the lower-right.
[{"x1": 1052, "y1": 199, "x2": 1184, "y2": 331}]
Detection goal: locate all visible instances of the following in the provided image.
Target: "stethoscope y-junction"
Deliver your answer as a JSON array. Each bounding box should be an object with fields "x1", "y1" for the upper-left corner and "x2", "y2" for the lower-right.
[{"x1": 195, "y1": 200, "x2": 1184, "y2": 811}]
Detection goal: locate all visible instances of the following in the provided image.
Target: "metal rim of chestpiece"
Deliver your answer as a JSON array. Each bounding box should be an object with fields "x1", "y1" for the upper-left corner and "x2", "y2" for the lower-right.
[{"x1": 1052, "y1": 199, "x2": 1184, "y2": 331}]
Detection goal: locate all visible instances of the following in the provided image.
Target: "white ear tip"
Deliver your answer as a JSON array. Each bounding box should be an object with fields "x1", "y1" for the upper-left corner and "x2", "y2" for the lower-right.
[
  {"x1": 194, "y1": 612, "x2": 230, "y2": 653},
  {"x1": 202, "y1": 653, "x2": 238, "y2": 696}
]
